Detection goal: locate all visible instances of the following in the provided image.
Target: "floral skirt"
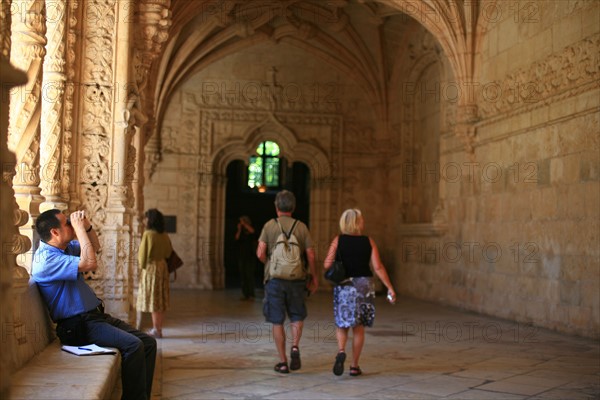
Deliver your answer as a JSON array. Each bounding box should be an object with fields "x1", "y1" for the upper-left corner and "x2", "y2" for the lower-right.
[
  {"x1": 137, "y1": 259, "x2": 170, "y2": 312},
  {"x1": 333, "y1": 277, "x2": 376, "y2": 328}
]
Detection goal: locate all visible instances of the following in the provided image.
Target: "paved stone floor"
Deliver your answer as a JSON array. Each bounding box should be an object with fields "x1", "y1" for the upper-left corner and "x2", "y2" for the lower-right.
[{"x1": 148, "y1": 289, "x2": 599, "y2": 399}]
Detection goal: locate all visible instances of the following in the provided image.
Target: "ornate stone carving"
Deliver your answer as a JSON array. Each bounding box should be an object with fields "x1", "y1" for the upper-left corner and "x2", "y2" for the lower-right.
[
  {"x1": 62, "y1": 0, "x2": 80, "y2": 207},
  {"x1": 1, "y1": 51, "x2": 29, "y2": 398},
  {"x1": 9, "y1": 0, "x2": 47, "y2": 221},
  {"x1": 80, "y1": 0, "x2": 115, "y2": 227},
  {"x1": 479, "y1": 34, "x2": 600, "y2": 119},
  {"x1": 159, "y1": 98, "x2": 340, "y2": 289},
  {"x1": 134, "y1": 0, "x2": 172, "y2": 153},
  {"x1": 40, "y1": 0, "x2": 68, "y2": 211},
  {"x1": 143, "y1": 122, "x2": 161, "y2": 180},
  {"x1": 11, "y1": 208, "x2": 32, "y2": 257},
  {"x1": 0, "y1": 0, "x2": 11, "y2": 58},
  {"x1": 454, "y1": 104, "x2": 478, "y2": 154},
  {"x1": 135, "y1": 0, "x2": 171, "y2": 91},
  {"x1": 78, "y1": 0, "x2": 116, "y2": 288},
  {"x1": 195, "y1": 76, "x2": 342, "y2": 114}
]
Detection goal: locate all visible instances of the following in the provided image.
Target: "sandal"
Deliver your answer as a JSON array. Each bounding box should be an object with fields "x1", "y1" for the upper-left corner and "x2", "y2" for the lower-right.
[
  {"x1": 332, "y1": 351, "x2": 346, "y2": 376},
  {"x1": 349, "y1": 366, "x2": 362, "y2": 376},
  {"x1": 274, "y1": 362, "x2": 289, "y2": 374},
  {"x1": 290, "y1": 346, "x2": 301, "y2": 370}
]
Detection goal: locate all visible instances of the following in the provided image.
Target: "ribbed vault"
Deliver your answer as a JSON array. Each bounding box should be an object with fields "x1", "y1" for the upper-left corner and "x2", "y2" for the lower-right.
[{"x1": 146, "y1": 0, "x2": 485, "y2": 144}]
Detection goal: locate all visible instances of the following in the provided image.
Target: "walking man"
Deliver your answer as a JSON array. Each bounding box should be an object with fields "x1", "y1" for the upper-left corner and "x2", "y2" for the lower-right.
[{"x1": 257, "y1": 190, "x2": 319, "y2": 373}]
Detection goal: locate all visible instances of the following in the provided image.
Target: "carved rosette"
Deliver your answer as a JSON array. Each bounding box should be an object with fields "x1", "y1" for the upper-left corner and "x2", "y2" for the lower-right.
[
  {"x1": 8, "y1": 0, "x2": 47, "y2": 202},
  {"x1": 40, "y1": 0, "x2": 68, "y2": 209}
]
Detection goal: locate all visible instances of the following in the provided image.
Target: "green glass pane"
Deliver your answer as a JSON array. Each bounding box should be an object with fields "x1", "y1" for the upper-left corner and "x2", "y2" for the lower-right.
[
  {"x1": 265, "y1": 141, "x2": 280, "y2": 156},
  {"x1": 248, "y1": 156, "x2": 263, "y2": 188},
  {"x1": 265, "y1": 158, "x2": 279, "y2": 187},
  {"x1": 256, "y1": 143, "x2": 264, "y2": 156}
]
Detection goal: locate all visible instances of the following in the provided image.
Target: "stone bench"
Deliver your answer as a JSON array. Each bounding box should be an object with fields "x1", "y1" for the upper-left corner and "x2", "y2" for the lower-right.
[{"x1": 9, "y1": 282, "x2": 121, "y2": 400}]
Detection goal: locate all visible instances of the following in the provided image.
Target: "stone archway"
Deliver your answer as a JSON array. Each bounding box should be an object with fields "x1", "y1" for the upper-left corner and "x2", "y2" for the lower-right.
[{"x1": 208, "y1": 112, "x2": 338, "y2": 289}]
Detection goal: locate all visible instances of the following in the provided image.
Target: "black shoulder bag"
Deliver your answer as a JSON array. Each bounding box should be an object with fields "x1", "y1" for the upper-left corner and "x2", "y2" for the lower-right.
[{"x1": 325, "y1": 236, "x2": 347, "y2": 285}]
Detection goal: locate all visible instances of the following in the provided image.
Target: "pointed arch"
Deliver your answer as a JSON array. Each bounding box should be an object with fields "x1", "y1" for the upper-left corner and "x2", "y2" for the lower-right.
[{"x1": 211, "y1": 114, "x2": 330, "y2": 180}]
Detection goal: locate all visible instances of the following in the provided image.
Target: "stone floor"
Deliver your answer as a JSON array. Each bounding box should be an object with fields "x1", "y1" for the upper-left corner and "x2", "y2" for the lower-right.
[{"x1": 148, "y1": 289, "x2": 599, "y2": 399}]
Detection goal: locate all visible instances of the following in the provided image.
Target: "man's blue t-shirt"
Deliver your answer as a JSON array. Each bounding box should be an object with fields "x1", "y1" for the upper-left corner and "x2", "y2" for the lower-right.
[{"x1": 31, "y1": 240, "x2": 101, "y2": 321}]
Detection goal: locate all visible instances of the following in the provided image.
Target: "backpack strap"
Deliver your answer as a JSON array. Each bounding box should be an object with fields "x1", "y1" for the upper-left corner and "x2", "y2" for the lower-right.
[
  {"x1": 276, "y1": 218, "x2": 298, "y2": 240},
  {"x1": 288, "y1": 220, "x2": 298, "y2": 237}
]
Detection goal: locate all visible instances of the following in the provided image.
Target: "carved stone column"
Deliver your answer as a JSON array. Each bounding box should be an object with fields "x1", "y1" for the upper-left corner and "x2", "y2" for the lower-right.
[
  {"x1": 78, "y1": 0, "x2": 115, "y2": 317},
  {"x1": 102, "y1": 0, "x2": 136, "y2": 322},
  {"x1": 39, "y1": 0, "x2": 68, "y2": 212},
  {"x1": 0, "y1": 16, "x2": 29, "y2": 397},
  {"x1": 8, "y1": 0, "x2": 47, "y2": 259},
  {"x1": 59, "y1": 0, "x2": 80, "y2": 212}
]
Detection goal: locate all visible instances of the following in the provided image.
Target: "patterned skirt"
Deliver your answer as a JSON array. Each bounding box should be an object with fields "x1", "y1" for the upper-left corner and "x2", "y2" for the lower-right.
[
  {"x1": 333, "y1": 277, "x2": 376, "y2": 328},
  {"x1": 137, "y1": 259, "x2": 170, "y2": 312}
]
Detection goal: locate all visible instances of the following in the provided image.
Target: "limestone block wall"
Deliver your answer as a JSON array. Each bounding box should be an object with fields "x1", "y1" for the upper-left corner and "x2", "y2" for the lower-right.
[{"x1": 392, "y1": 1, "x2": 599, "y2": 338}]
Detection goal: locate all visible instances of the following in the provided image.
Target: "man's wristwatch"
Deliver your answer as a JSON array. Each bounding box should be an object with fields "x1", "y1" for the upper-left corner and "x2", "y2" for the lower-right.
[{"x1": 86, "y1": 225, "x2": 93, "y2": 233}]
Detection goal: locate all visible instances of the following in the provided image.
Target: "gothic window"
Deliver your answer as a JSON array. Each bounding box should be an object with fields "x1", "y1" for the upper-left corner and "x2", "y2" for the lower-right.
[{"x1": 248, "y1": 141, "x2": 280, "y2": 190}]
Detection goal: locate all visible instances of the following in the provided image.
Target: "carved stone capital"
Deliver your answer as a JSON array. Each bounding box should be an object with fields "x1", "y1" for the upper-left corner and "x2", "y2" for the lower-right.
[{"x1": 135, "y1": 0, "x2": 172, "y2": 86}]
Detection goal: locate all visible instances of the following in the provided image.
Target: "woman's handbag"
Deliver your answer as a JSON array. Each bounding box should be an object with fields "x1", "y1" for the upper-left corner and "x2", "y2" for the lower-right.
[
  {"x1": 325, "y1": 238, "x2": 346, "y2": 284},
  {"x1": 325, "y1": 259, "x2": 346, "y2": 284},
  {"x1": 167, "y1": 250, "x2": 183, "y2": 274}
]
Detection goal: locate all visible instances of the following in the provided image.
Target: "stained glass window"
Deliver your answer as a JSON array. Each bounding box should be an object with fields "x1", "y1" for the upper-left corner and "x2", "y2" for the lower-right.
[{"x1": 248, "y1": 141, "x2": 280, "y2": 190}]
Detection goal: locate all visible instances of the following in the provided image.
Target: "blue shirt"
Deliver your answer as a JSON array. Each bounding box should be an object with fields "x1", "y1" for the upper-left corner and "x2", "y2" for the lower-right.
[{"x1": 31, "y1": 240, "x2": 101, "y2": 321}]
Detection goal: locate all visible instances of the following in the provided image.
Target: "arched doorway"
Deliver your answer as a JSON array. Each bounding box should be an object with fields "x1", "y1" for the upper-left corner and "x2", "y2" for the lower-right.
[{"x1": 223, "y1": 158, "x2": 310, "y2": 289}]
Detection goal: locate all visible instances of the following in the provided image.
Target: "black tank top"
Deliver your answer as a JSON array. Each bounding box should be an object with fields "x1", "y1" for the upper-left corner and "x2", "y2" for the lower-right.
[{"x1": 338, "y1": 235, "x2": 372, "y2": 278}]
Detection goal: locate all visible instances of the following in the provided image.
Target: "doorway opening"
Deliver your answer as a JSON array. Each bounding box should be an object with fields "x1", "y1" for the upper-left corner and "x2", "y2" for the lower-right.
[{"x1": 224, "y1": 159, "x2": 310, "y2": 289}]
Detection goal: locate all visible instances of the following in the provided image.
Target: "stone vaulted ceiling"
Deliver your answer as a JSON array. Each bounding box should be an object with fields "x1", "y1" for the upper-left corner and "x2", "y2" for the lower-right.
[{"x1": 149, "y1": 0, "x2": 481, "y2": 130}]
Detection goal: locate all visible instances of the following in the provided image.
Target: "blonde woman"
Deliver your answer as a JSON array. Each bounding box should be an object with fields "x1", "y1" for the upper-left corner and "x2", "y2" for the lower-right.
[
  {"x1": 137, "y1": 209, "x2": 173, "y2": 338},
  {"x1": 323, "y1": 209, "x2": 396, "y2": 377}
]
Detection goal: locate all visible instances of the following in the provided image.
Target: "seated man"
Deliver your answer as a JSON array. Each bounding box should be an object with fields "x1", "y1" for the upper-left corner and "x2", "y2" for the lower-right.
[{"x1": 31, "y1": 209, "x2": 156, "y2": 400}]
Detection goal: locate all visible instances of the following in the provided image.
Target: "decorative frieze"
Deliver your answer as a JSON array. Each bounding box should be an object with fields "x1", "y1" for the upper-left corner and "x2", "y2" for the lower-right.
[{"x1": 479, "y1": 34, "x2": 600, "y2": 119}]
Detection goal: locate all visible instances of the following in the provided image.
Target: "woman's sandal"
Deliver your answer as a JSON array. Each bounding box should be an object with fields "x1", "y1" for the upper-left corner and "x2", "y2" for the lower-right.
[
  {"x1": 274, "y1": 362, "x2": 289, "y2": 374},
  {"x1": 333, "y1": 351, "x2": 346, "y2": 376},
  {"x1": 349, "y1": 366, "x2": 362, "y2": 376}
]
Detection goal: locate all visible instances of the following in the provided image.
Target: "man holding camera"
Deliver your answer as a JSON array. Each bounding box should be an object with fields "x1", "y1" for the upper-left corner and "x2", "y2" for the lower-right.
[{"x1": 31, "y1": 209, "x2": 156, "y2": 400}]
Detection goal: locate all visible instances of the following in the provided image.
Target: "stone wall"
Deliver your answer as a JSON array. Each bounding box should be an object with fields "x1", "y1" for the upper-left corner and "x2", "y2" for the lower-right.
[{"x1": 393, "y1": 1, "x2": 599, "y2": 338}]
